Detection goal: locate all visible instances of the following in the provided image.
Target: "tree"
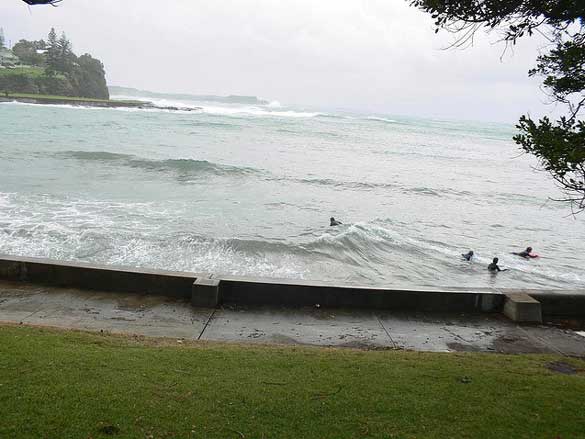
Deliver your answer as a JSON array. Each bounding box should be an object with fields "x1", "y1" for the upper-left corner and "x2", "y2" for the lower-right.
[
  {"x1": 45, "y1": 27, "x2": 59, "y2": 75},
  {"x1": 0, "y1": 28, "x2": 5, "y2": 49},
  {"x1": 12, "y1": 39, "x2": 47, "y2": 66},
  {"x1": 71, "y1": 54, "x2": 109, "y2": 99},
  {"x1": 411, "y1": 0, "x2": 585, "y2": 212},
  {"x1": 57, "y1": 32, "x2": 74, "y2": 73}
]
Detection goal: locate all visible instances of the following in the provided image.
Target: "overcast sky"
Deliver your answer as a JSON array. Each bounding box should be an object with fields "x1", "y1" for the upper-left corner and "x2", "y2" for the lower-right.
[{"x1": 1, "y1": 0, "x2": 559, "y2": 122}]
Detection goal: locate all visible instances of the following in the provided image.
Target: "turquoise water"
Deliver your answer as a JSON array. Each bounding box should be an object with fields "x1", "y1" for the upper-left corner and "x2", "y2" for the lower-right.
[{"x1": 0, "y1": 92, "x2": 583, "y2": 289}]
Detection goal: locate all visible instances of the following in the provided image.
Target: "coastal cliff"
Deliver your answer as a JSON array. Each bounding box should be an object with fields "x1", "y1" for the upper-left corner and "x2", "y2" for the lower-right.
[{"x1": 0, "y1": 27, "x2": 108, "y2": 100}]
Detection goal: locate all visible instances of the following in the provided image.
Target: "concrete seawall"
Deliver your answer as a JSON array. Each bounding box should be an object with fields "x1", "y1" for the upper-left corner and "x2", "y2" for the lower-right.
[
  {"x1": 0, "y1": 255, "x2": 195, "y2": 299},
  {"x1": 218, "y1": 275, "x2": 502, "y2": 312},
  {"x1": 0, "y1": 255, "x2": 583, "y2": 318}
]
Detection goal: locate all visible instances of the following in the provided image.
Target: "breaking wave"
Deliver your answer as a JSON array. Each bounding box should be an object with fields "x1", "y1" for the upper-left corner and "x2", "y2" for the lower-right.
[
  {"x1": 0, "y1": 190, "x2": 583, "y2": 288},
  {"x1": 1, "y1": 97, "x2": 322, "y2": 119},
  {"x1": 365, "y1": 116, "x2": 399, "y2": 124},
  {"x1": 56, "y1": 151, "x2": 261, "y2": 177}
]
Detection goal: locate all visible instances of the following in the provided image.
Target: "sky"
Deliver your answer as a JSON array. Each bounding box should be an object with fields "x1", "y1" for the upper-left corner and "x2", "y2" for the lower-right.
[{"x1": 0, "y1": 0, "x2": 561, "y2": 122}]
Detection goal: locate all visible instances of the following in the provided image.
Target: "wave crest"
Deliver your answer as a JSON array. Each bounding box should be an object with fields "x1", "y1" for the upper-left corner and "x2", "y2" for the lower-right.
[{"x1": 57, "y1": 151, "x2": 260, "y2": 177}]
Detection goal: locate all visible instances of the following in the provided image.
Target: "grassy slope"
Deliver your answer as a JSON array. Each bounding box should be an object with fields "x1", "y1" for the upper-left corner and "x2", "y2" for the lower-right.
[
  {"x1": 3, "y1": 92, "x2": 109, "y2": 102},
  {"x1": 0, "y1": 67, "x2": 49, "y2": 78},
  {"x1": 0, "y1": 325, "x2": 584, "y2": 439},
  {"x1": 2, "y1": 92, "x2": 143, "y2": 104}
]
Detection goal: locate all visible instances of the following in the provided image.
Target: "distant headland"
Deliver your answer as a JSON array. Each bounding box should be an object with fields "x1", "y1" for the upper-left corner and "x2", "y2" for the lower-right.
[
  {"x1": 0, "y1": 26, "x2": 270, "y2": 111},
  {"x1": 109, "y1": 86, "x2": 270, "y2": 106},
  {"x1": 0, "y1": 26, "x2": 109, "y2": 100}
]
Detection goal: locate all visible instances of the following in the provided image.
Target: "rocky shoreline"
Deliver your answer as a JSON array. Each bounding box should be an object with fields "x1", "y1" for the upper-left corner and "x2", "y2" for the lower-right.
[{"x1": 0, "y1": 95, "x2": 201, "y2": 112}]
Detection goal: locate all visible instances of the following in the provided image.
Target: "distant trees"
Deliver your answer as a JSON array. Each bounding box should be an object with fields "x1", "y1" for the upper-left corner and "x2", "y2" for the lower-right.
[
  {"x1": 2, "y1": 26, "x2": 109, "y2": 99},
  {"x1": 45, "y1": 28, "x2": 75, "y2": 75},
  {"x1": 0, "y1": 28, "x2": 5, "y2": 49},
  {"x1": 56, "y1": 32, "x2": 74, "y2": 73},
  {"x1": 45, "y1": 27, "x2": 59, "y2": 75},
  {"x1": 70, "y1": 54, "x2": 109, "y2": 99},
  {"x1": 12, "y1": 39, "x2": 46, "y2": 66},
  {"x1": 411, "y1": 0, "x2": 585, "y2": 212}
]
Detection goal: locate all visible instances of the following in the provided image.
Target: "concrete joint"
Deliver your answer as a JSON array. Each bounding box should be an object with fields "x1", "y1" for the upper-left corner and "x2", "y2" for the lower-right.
[
  {"x1": 503, "y1": 292, "x2": 542, "y2": 323},
  {"x1": 192, "y1": 278, "x2": 221, "y2": 308}
]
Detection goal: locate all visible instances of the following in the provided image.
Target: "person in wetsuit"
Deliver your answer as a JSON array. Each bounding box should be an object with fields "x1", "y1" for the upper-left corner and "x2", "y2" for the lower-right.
[
  {"x1": 462, "y1": 250, "x2": 474, "y2": 261},
  {"x1": 330, "y1": 217, "x2": 342, "y2": 226},
  {"x1": 513, "y1": 246, "x2": 538, "y2": 259},
  {"x1": 488, "y1": 257, "x2": 507, "y2": 272}
]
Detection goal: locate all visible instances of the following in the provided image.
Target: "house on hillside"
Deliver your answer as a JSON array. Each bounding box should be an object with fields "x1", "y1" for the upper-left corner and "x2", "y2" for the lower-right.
[{"x1": 0, "y1": 48, "x2": 20, "y2": 67}]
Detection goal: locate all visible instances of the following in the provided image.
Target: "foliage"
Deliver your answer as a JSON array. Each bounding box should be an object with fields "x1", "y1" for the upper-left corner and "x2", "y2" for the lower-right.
[
  {"x1": 0, "y1": 27, "x2": 5, "y2": 49},
  {"x1": 45, "y1": 27, "x2": 59, "y2": 75},
  {"x1": 0, "y1": 70, "x2": 73, "y2": 96},
  {"x1": 0, "y1": 67, "x2": 46, "y2": 78},
  {"x1": 411, "y1": 0, "x2": 585, "y2": 211},
  {"x1": 11, "y1": 39, "x2": 46, "y2": 66},
  {"x1": 56, "y1": 32, "x2": 75, "y2": 73},
  {"x1": 515, "y1": 116, "x2": 585, "y2": 205},
  {"x1": 69, "y1": 53, "x2": 109, "y2": 99},
  {"x1": 2, "y1": 325, "x2": 585, "y2": 439},
  {"x1": 2, "y1": 27, "x2": 109, "y2": 100}
]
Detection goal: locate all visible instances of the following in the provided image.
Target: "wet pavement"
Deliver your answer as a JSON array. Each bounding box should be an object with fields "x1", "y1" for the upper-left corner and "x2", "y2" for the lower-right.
[{"x1": 1, "y1": 280, "x2": 584, "y2": 355}]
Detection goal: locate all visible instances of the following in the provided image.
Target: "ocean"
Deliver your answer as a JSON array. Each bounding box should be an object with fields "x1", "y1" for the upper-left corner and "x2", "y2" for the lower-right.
[{"x1": 0, "y1": 89, "x2": 583, "y2": 290}]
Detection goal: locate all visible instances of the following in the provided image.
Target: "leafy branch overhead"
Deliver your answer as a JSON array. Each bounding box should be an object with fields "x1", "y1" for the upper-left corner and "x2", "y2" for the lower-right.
[{"x1": 411, "y1": 0, "x2": 585, "y2": 212}]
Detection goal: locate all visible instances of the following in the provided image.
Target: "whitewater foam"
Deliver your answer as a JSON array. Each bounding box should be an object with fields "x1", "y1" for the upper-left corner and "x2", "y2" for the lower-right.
[
  {"x1": 365, "y1": 116, "x2": 398, "y2": 124},
  {"x1": 110, "y1": 94, "x2": 320, "y2": 118},
  {"x1": 2, "y1": 97, "x2": 584, "y2": 290}
]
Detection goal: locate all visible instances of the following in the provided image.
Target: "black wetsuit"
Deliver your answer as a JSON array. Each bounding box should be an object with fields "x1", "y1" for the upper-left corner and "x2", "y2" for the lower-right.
[
  {"x1": 462, "y1": 252, "x2": 473, "y2": 261},
  {"x1": 488, "y1": 262, "x2": 501, "y2": 272},
  {"x1": 330, "y1": 219, "x2": 342, "y2": 226}
]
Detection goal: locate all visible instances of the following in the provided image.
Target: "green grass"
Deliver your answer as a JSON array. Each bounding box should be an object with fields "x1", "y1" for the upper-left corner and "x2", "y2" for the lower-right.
[
  {"x1": 1, "y1": 324, "x2": 584, "y2": 439},
  {"x1": 5, "y1": 92, "x2": 109, "y2": 102},
  {"x1": 0, "y1": 67, "x2": 48, "y2": 78},
  {"x1": 3, "y1": 92, "x2": 143, "y2": 105}
]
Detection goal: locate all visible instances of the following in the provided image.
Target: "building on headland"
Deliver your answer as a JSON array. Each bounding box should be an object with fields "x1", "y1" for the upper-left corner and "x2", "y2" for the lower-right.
[{"x1": 0, "y1": 48, "x2": 20, "y2": 67}]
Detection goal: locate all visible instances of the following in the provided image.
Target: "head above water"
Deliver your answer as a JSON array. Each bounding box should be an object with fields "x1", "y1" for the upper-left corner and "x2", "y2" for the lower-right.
[
  {"x1": 330, "y1": 217, "x2": 335, "y2": 221},
  {"x1": 468, "y1": 250, "x2": 474, "y2": 256},
  {"x1": 526, "y1": 247, "x2": 533, "y2": 252},
  {"x1": 493, "y1": 257, "x2": 499, "y2": 263}
]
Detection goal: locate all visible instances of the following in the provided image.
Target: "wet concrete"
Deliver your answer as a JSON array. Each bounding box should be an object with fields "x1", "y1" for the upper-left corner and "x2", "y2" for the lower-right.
[
  {"x1": 1, "y1": 280, "x2": 584, "y2": 355},
  {"x1": 0, "y1": 281, "x2": 209, "y2": 338},
  {"x1": 201, "y1": 306, "x2": 392, "y2": 348}
]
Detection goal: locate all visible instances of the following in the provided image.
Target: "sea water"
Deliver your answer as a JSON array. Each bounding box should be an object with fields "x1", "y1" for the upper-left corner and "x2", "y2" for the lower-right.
[{"x1": 0, "y1": 91, "x2": 583, "y2": 290}]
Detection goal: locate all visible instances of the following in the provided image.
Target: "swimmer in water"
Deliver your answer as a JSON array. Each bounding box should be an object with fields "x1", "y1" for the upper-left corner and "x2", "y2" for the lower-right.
[
  {"x1": 330, "y1": 217, "x2": 342, "y2": 226},
  {"x1": 462, "y1": 250, "x2": 474, "y2": 261},
  {"x1": 512, "y1": 246, "x2": 538, "y2": 259},
  {"x1": 488, "y1": 257, "x2": 507, "y2": 272}
]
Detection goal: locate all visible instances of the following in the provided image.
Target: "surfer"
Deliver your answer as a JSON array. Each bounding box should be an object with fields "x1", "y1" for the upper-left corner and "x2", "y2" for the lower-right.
[
  {"x1": 512, "y1": 246, "x2": 538, "y2": 259},
  {"x1": 488, "y1": 257, "x2": 507, "y2": 272},
  {"x1": 330, "y1": 217, "x2": 342, "y2": 226},
  {"x1": 462, "y1": 250, "x2": 474, "y2": 261}
]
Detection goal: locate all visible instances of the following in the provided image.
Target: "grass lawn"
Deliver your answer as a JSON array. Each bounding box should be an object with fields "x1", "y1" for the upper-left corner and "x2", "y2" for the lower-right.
[
  {"x1": 0, "y1": 67, "x2": 48, "y2": 78},
  {"x1": 4, "y1": 92, "x2": 108, "y2": 102},
  {"x1": 1, "y1": 324, "x2": 584, "y2": 439},
  {"x1": 7, "y1": 92, "x2": 144, "y2": 104},
  {"x1": 2, "y1": 91, "x2": 144, "y2": 105}
]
